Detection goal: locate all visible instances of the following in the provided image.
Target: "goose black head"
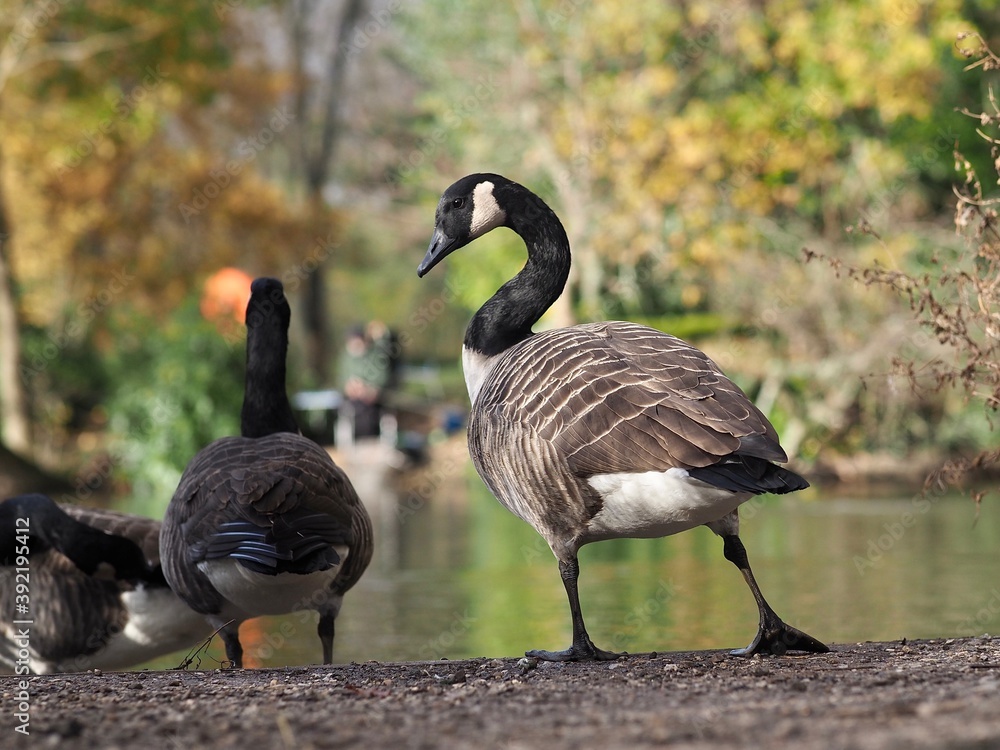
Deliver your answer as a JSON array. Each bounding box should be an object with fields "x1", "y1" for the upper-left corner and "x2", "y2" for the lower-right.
[
  {"x1": 245, "y1": 277, "x2": 291, "y2": 332},
  {"x1": 418, "y1": 173, "x2": 511, "y2": 277}
]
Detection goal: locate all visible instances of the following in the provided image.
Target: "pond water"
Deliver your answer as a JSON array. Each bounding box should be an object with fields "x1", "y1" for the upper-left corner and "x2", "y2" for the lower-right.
[{"x1": 141, "y1": 456, "x2": 1000, "y2": 670}]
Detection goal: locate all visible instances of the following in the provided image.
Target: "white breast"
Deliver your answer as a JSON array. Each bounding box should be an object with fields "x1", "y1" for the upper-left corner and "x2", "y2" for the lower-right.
[
  {"x1": 462, "y1": 346, "x2": 499, "y2": 405},
  {"x1": 583, "y1": 468, "x2": 749, "y2": 543}
]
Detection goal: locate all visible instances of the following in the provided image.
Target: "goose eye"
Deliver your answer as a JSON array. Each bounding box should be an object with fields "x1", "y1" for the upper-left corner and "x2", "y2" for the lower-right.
[{"x1": 451, "y1": 197, "x2": 465, "y2": 209}]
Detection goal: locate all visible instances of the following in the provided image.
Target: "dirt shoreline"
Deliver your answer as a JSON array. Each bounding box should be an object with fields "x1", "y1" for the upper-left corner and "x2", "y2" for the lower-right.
[{"x1": 3, "y1": 635, "x2": 998, "y2": 749}]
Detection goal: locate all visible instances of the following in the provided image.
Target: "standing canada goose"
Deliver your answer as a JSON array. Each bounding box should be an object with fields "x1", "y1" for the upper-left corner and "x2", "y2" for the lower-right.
[
  {"x1": 160, "y1": 277, "x2": 372, "y2": 668},
  {"x1": 0, "y1": 493, "x2": 212, "y2": 673},
  {"x1": 418, "y1": 174, "x2": 828, "y2": 661}
]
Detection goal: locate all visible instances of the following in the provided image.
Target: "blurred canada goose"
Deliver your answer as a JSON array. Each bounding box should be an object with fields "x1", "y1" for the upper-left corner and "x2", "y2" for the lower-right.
[
  {"x1": 418, "y1": 174, "x2": 828, "y2": 661},
  {"x1": 161, "y1": 277, "x2": 372, "y2": 667},
  {"x1": 0, "y1": 493, "x2": 211, "y2": 674}
]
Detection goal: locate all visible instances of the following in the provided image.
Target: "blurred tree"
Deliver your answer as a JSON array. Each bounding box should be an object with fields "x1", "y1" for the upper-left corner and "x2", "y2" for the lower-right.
[
  {"x1": 0, "y1": 1, "x2": 352, "y2": 478},
  {"x1": 0, "y1": 0, "x2": 231, "y2": 460},
  {"x1": 808, "y1": 34, "x2": 1000, "y2": 494},
  {"x1": 286, "y1": 0, "x2": 367, "y2": 383}
]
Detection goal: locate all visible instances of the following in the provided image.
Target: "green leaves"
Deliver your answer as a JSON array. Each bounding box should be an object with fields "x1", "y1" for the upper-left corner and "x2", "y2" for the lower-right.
[{"x1": 102, "y1": 299, "x2": 243, "y2": 513}]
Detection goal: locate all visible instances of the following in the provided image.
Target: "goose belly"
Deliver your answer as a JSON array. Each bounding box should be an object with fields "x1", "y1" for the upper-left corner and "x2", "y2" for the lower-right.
[
  {"x1": 83, "y1": 587, "x2": 212, "y2": 671},
  {"x1": 198, "y1": 549, "x2": 348, "y2": 617},
  {"x1": 584, "y1": 468, "x2": 748, "y2": 542}
]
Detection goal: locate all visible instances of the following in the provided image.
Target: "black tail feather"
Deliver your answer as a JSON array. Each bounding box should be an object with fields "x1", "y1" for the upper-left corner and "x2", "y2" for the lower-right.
[
  {"x1": 688, "y1": 455, "x2": 808, "y2": 495},
  {"x1": 203, "y1": 517, "x2": 344, "y2": 575}
]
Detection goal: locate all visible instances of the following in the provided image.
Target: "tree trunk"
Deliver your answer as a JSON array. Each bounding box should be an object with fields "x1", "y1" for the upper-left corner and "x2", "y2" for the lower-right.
[
  {"x1": 0, "y1": 140, "x2": 30, "y2": 455},
  {"x1": 291, "y1": 0, "x2": 367, "y2": 384}
]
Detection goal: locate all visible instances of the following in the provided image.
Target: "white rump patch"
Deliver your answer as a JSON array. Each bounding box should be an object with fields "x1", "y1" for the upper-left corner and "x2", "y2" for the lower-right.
[
  {"x1": 199, "y1": 546, "x2": 348, "y2": 618},
  {"x1": 584, "y1": 468, "x2": 749, "y2": 542},
  {"x1": 469, "y1": 181, "x2": 506, "y2": 238}
]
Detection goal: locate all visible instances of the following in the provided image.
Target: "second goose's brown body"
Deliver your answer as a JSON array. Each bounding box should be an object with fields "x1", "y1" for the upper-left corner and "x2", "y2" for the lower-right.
[
  {"x1": 160, "y1": 278, "x2": 372, "y2": 667},
  {"x1": 161, "y1": 433, "x2": 372, "y2": 664}
]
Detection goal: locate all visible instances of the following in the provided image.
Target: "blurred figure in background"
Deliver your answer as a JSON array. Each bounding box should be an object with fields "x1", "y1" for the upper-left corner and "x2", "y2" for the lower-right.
[{"x1": 341, "y1": 321, "x2": 399, "y2": 440}]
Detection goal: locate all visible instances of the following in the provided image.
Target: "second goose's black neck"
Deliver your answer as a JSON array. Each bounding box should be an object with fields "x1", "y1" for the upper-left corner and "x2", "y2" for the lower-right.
[
  {"x1": 241, "y1": 306, "x2": 299, "y2": 439},
  {"x1": 464, "y1": 185, "x2": 571, "y2": 357}
]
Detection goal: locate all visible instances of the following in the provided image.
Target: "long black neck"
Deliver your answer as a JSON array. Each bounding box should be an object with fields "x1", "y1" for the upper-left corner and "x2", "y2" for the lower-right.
[
  {"x1": 463, "y1": 186, "x2": 571, "y2": 357},
  {"x1": 0, "y1": 494, "x2": 155, "y2": 582},
  {"x1": 241, "y1": 316, "x2": 299, "y2": 438}
]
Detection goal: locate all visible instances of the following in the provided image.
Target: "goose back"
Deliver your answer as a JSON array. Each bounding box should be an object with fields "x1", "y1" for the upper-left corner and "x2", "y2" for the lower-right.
[
  {"x1": 467, "y1": 322, "x2": 789, "y2": 537},
  {"x1": 161, "y1": 433, "x2": 372, "y2": 619}
]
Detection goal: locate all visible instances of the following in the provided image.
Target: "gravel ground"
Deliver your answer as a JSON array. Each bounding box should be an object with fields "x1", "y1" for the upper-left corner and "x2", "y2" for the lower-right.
[{"x1": 3, "y1": 636, "x2": 999, "y2": 749}]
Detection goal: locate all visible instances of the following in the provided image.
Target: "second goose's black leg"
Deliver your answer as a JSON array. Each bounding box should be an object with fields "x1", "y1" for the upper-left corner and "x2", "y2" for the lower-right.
[
  {"x1": 219, "y1": 623, "x2": 244, "y2": 668},
  {"x1": 318, "y1": 612, "x2": 334, "y2": 665},
  {"x1": 722, "y1": 534, "x2": 828, "y2": 656},
  {"x1": 526, "y1": 556, "x2": 625, "y2": 662}
]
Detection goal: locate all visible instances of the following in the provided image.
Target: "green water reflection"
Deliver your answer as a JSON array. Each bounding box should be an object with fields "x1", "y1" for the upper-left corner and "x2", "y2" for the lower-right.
[{"x1": 142, "y1": 471, "x2": 1000, "y2": 670}]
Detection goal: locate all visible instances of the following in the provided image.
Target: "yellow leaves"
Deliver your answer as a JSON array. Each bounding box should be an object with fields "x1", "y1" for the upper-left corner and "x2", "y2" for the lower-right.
[
  {"x1": 635, "y1": 66, "x2": 677, "y2": 99},
  {"x1": 771, "y1": 9, "x2": 814, "y2": 65}
]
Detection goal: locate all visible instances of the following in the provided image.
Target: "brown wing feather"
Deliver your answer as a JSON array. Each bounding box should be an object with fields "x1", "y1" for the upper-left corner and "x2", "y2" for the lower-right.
[
  {"x1": 61, "y1": 506, "x2": 162, "y2": 567},
  {"x1": 0, "y1": 551, "x2": 127, "y2": 665},
  {"x1": 476, "y1": 321, "x2": 782, "y2": 478}
]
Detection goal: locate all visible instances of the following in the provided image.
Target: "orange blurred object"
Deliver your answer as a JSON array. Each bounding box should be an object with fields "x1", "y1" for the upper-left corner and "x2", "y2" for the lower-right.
[{"x1": 201, "y1": 268, "x2": 253, "y2": 333}]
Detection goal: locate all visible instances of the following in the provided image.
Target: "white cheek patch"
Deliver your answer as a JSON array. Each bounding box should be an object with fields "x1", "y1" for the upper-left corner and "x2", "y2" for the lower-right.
[{"x1": 470, "y1": 181, "x2": 507, "y2": 237}]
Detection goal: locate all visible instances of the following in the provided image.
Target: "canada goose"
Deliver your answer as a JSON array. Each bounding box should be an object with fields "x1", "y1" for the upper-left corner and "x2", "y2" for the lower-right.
[
  {"x1": 160, "y1": 277, "x2": 372, "y2": 667},
  {"x1": 0, "y1": 493, "x2": 212, "y2": 674},
  {"x1": 418, "y1": 174, "x2": 828, "y2": 661}
]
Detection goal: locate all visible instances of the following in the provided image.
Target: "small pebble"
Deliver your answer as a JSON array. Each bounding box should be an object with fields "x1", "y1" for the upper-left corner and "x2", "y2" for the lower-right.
[{"x1": 517, "y1": 657, "x2": 538, "y2": 672}]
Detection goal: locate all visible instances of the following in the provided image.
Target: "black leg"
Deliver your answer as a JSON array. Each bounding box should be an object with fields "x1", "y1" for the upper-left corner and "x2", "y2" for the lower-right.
[
  {"x1": 318, "y1": 612, "x2": 334, "y2": 665},
  {"x1": 526, "y1": 556, "x2": 625, "y2": 662},
  {"x1": 722, "y1": 534, "x2": 829, "y2": 656},
  {"x1": 220, "y1": 623, "x2": 244, "y2": 668}
]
